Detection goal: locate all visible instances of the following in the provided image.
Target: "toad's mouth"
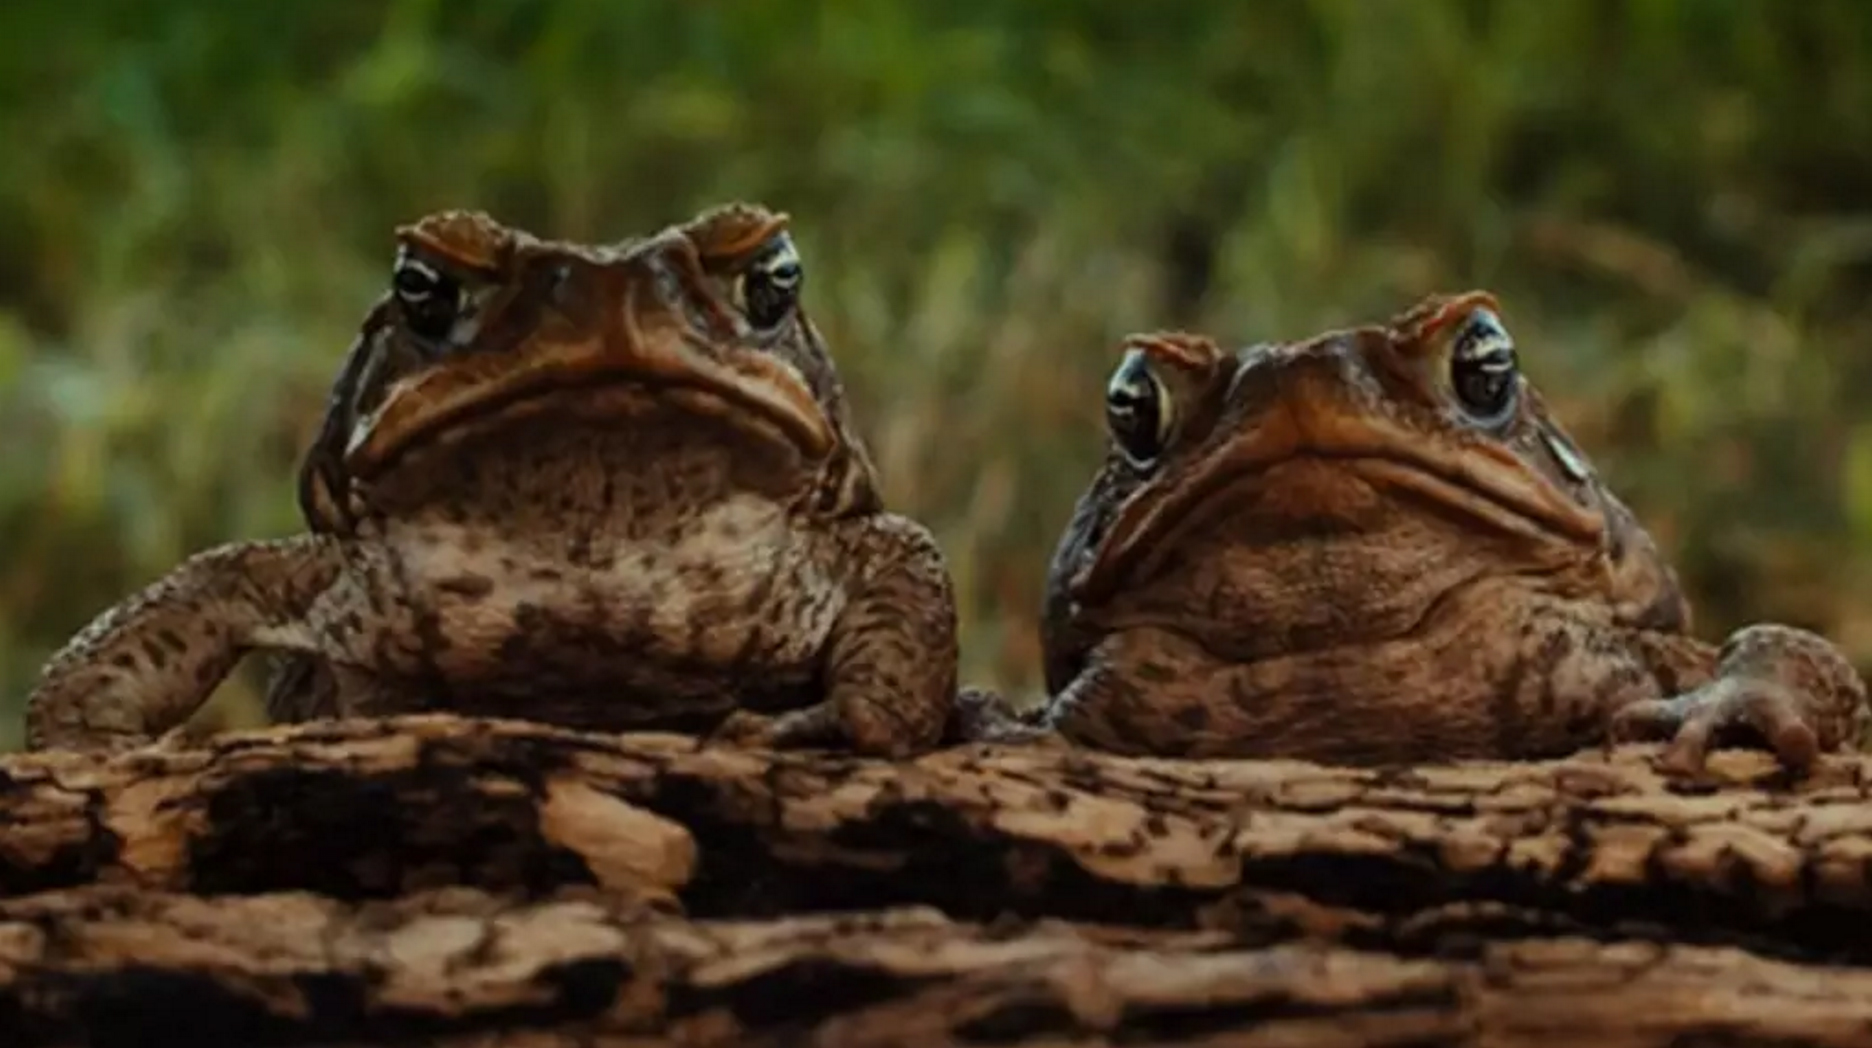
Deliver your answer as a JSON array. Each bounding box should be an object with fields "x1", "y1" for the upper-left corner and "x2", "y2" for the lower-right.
[
  {"x1": 1076, "y1": 410, "x2": 1604, "y2": 603},
  {"x1": 342, "y1": 334, "x2": 835, "y2": 478}
]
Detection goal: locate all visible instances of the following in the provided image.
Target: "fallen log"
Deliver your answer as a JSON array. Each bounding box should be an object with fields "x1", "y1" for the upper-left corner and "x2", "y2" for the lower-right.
[
  {"x1": 4, "y1": 714, "x2": 1872, "y2": 964},
  {"x1": 4, "y1": 884, "x2": 1872, "y2": 1048}
]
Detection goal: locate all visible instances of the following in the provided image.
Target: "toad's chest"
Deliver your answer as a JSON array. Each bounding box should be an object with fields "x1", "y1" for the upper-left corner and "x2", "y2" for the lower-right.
[{"x1": 305, "y1": 494, "x2": 850, "y2": 688}]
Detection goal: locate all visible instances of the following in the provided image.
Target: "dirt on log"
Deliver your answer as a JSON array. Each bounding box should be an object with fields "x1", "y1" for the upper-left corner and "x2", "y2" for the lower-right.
[{"x1": 4, "y1": 713, "x2": 1872, "y2": 1044}]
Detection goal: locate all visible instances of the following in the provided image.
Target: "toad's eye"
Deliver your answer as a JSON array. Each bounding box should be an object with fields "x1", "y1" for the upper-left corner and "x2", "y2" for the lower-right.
[
  {"x1": 1449, "y1": 308, "x2": 1519, "y2": 425},
  {"x1": 391, "y1": 250, "x2": 463, "y2": 342},
  {"x1": 1105, "y1": 348, "x2": 1175, "y2": 469},
  {"x1": 734, "y1": 233, "x2": 803, "y2": 329}
]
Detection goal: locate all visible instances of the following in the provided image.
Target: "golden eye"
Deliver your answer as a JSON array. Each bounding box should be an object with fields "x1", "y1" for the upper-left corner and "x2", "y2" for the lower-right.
[
  {"x1": 1105, "y1": 348, "x2": 1175, "y2": 469},
  {"x1": 733, "y1": 234, "x2": 804, "y2": 328}
]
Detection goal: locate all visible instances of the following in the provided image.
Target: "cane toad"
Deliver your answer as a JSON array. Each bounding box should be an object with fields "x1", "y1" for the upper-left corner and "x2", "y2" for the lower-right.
[
  {"x1": 25, "y1": 204, "x2": 960, "y2": 757},
  {"x1": 1023, "y1": 291, "x2": 1866, "y2": 773}
]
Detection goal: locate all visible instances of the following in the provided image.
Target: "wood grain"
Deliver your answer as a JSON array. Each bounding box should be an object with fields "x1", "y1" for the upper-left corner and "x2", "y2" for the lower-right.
[{"x1": 4, "y1": 714, "x2": 1872, "y2": 1044}]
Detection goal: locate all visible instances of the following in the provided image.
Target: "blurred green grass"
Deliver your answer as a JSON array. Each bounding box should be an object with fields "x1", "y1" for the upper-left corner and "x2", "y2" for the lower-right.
[{"x1": 6, "y1": 0, "x2": 1872, "y2": 750}]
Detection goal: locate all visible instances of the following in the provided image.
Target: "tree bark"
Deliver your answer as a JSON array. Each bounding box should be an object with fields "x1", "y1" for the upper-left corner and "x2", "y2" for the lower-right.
[
  {"x1": 7, "y1": 885, "x2": 1872, "y2": 1047},
  {"x1": 4, "y1": 713, "x2": 1872, "y2": 1044}
]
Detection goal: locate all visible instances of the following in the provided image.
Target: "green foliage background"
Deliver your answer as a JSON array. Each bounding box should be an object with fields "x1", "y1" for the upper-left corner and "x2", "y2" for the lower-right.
[{"x1": 5, "y1": 0, "x2": 1872, "y2": 749}]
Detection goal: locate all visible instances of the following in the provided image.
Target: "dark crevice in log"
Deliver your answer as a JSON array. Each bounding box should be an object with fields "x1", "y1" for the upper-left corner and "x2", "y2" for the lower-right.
[
  {"x1": 14, "y1": 714, "x2": 1872, "y2": 1042},
  {"x1": 6, "y1": 714, "x2": 1872, "y2": 960},
  {"x1": 633, "y1": 758, "x2": 1872, "y2": 968},
  {"x1": 1118, "y1": 991, "x2": 1464, "y2": 1046},
  {"x1": 665, "y1": 783, "x2": 1219, "y2": 928},
  {"x1": 5, "y1": 958, "x2": 632, "y2": 1048},
  {"x1": 7, "y1": 885, "x2": 1872, "y2": 1047},
  {"x1": 0, "y1": 832, "x2": 119, "y2": 900},
  {"x1": 1222, "y1": 852, "x2": 1872, "y2": 967},
  {"x1": 187, "y1": 764, "x2": 600, "y2": 899},
  {"x1": 666, "y1": 960, "x2": 936, "y2": 1034}
]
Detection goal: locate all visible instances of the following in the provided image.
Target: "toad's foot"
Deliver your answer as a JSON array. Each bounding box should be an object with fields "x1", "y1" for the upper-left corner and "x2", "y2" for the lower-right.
[
  {"x1": 710, "y1": 705, "x2": 845, "y2": 751},
  {"x1": 944, "y1": 686, "x2": 1068, "y2": 749},
  {"x1": 25, "y1": 535, "x2": 346, "y2": 753},
  {"x1": 1609, "y1": 624, "x2": 1868, "y2": 776},
  {"x1": 711, "y1": 687, "x2": 1069, "y2": 754}
]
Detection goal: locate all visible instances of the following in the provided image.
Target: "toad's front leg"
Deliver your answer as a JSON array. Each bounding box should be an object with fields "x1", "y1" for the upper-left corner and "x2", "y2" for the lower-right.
[
  {"x1": 715, "y1": 513, "x2": 960, "y2": 758},
  {"x1": 25, "y1": 535, "x2": 349, "y2": 753},
  {"x1": 1609, "y1": 624, "x2": 1868, "y2": 775}
]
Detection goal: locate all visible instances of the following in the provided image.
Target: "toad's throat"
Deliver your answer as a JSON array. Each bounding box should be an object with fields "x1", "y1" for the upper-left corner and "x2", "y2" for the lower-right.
[{"x1": 345, "y1": 355, "x2": 833, "y2": 479}]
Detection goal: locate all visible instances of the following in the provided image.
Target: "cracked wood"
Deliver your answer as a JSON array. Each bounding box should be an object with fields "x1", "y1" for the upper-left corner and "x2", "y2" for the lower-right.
[
  {"x1": 3, "y1": 714, "x2": 1872, "y2": 964},
  {"x1": 6, "y1": 885, "x2": 1872, "y2": 1047}
]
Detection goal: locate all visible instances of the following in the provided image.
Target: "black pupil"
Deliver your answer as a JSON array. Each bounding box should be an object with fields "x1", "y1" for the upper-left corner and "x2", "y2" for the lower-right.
[
  {"x1": 1456, "y1": 360, "x2": 1514, "y2": 414},
  {"x1": 744, "y1": 256, "x2": 801, "y2": 328},
  {"x1": 393, "y1": 265, "x2": 436, "y2": 298},
  {"x1": 393, "y1": 262, "x2": 460, "y2": 340},
  {"x1": 1451, "y1": 316, "x2": 1518, "y2": 419},
  {"x1": 1108, "y1": 385, "x2": 1162, "y2": 462}
]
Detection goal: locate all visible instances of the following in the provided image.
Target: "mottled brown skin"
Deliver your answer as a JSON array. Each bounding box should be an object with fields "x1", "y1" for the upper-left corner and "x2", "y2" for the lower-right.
[
  {"x1": 1020, "y1": 291, "x2": 1867, "y2": 774},
  {"x1": 24, "y1": 204, "x2": 959, "y2": 757}
]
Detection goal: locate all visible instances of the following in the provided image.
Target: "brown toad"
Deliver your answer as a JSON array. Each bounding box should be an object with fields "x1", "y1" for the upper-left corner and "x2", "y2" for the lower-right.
[
  {"x1": 1015, "y1": 290, "x2": 1865, "y2": 773},
  {"x1": 25, "y1": 204, "x2": 959, "y2": 756}
]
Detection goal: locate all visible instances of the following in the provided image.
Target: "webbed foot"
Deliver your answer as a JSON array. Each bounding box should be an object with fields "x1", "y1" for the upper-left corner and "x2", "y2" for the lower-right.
[{"x1": 1609, "y1": 624, "x2": 1867, "y2": 776}]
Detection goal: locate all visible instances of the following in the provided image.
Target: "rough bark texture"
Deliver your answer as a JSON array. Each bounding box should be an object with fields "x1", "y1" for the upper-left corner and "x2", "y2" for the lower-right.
[
  {"x1": 6, "y1": 713, "x2": 1872, "y2": 1044},
  {"x1": 11, "y1": 885, "x2": 1872, "y2": 1048}
]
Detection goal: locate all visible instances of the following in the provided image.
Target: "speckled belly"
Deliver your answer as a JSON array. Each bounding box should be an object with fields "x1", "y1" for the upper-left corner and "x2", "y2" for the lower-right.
[{"x1": 301, "y1": 494, "x2": 847, "y2": 724}]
